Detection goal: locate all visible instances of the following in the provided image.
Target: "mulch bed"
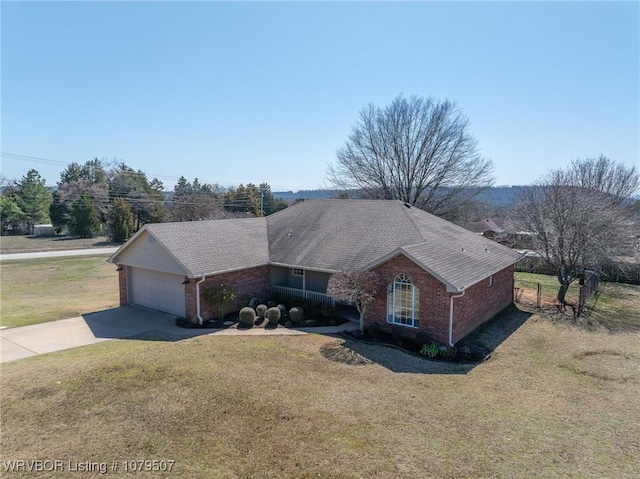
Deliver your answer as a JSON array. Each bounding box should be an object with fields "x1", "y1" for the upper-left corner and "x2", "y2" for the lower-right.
[
  {"x1": 176, "y1": 313, "x2": 348, "y2": 330},
  {"x1": 341, "y1": 329, "x2": 491, "y2": 363}
]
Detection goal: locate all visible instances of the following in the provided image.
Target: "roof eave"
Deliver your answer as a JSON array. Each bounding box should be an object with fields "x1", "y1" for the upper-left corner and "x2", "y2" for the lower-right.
[
  {"x1": 268, "y1": 261, "x2": 340, "y2": 274},
  {"x1": 363, "y1": 247, "x2": 463, "y2": 293},
  {"x1": 107, "y1": 225, "x2": 150, "y2": 264}
]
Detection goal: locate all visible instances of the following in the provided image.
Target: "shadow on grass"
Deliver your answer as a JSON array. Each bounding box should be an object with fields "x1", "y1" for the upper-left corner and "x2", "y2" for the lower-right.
[
  {"x1": 548, "y1": 307, "x2": 640, "y2": 334},
  {"x1": 322, "y1": 304, "x2": 533, "y2": 375}
]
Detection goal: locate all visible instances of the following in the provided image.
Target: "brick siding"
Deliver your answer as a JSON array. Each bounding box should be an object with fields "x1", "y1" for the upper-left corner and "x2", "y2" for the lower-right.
[
  {"x1": 451, "y1": 264, "x2": 514, "y2": 342},
  {"x1": 365, "y1": 254, "x2": 514, "y2": 344},
  {"x1": 118, "y1": 267, "x2": 127, "y2": 306},
  {"x1": 185, "y1": 265, "x2": 271, "y2": 322}
]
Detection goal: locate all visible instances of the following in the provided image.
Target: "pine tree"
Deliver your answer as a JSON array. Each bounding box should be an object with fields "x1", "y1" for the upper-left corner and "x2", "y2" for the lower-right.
[
  {"x1": 68, "y1": 190, "x2": 101, "y2": 238},
  {"x1": 109, "y1": 197, "x2": 135, "y2": 242},
  {"x1": 15, "y1": 169, "x2": 51, "y2": 231}
]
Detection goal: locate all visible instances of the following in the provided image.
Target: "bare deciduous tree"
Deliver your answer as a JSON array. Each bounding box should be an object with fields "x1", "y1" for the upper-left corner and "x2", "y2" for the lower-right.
[
  {"x1": 327, "y1": 95, "x2": 495, "y2": 218},
  {"x1": 514, "y1": 157, "x2": 638, "y2": 313},
  {"x1": 327, "y1": 270, "x2": 382, "y2": 331},
  {"x1": 569, "y1": 155, "x2": 639, "y2": 201}
]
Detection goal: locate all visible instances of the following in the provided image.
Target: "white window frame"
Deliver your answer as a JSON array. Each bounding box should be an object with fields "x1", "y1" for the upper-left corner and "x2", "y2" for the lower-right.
[
  {"x1": 387, "y1": 273, "x2": 419, "y2": 328},
  {"x1": 292, "y1": 268, "x2": 304, "y2": 277}
]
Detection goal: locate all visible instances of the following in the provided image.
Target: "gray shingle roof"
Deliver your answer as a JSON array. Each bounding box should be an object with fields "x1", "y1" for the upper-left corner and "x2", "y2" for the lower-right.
[
  {"x1": 268, "y1": 200, "x2": 522, "y2": 290},
  {"x1": 111, "y1": 199, "x2": 522, "y2": 290},
  {"x1": 144, "y1": 217, "x2": 269, "y2": 277}
]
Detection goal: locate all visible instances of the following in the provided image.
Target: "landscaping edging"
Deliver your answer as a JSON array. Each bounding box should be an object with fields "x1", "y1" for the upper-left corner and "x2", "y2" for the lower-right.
[{"x1": 339, "y1": 332, "x2": 491, "y2": 363}]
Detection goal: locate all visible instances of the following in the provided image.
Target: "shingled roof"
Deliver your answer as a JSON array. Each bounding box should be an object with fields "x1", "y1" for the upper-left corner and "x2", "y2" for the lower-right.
[
  {"x1": 111, "y1": 217, "x2": 269, "y2": 278},
  {"x1": 110, "y1": 199, "x2": 522, "y2": 291},
  {"x1": 267, "y1": 200, "x2": 522, "y2": 291}
]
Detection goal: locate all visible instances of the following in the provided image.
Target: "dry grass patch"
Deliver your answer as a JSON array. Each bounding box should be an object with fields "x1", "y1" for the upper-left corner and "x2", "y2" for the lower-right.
[
  {"x1": 0, "y1": 256, "x2": 119, "y2": 328},
  {"x1": 1, "y1": 307, "x2": 639, "y2": 478},
  {"x1": 0, "y1": 235, "x2": 117, "y2": 254}
]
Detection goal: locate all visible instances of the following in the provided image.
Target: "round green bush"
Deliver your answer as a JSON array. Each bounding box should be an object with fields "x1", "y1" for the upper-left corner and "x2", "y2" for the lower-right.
[
  {"x1": 266, "y1": 307, "x2": 281, "y2": 325},
  {"x1": 256, "y1": 304, "x2": 268, "y2": 320},
  {"x1": 277, "y1": 303, "x2": 288, "y2": 317},
  {"x1": 239, "y1": 307, "x2": 256, "y2": 326},
  {"x1": 289, "y1": 307, "x2": 304, "y2": 324}
]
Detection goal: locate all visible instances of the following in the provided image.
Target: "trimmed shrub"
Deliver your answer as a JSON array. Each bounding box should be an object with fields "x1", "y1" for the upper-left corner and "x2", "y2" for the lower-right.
[
  {"x1": 320, "y1": 305, "x2": 335, "y2": 319},
  {"x1": 239, "y1": 307, "x2": 256, "y2": 327},
  {"x1": 256, "y1": 304, "x2": 268, "y2": 320},
  {"x1": 367, "y1": 322, "x2": 382, "y2": 339},
  {"x1": 248, "y1": 297, "x2": 260, "y2": 309},
  {"x1": 277, "y1": 304, "x2": 288, "y2": 318},
  {"x1": 267, "y1": 307, "x2": 281, "y2": 325},
  {"x1": 267, "y1": 301, "x2": 277, "y2": 308},
  {"x1": 289, "y1": 307, "x2": 304, "y2": 324}
]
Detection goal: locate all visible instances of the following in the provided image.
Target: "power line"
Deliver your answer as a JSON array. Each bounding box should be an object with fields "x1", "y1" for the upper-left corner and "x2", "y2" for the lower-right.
[{"x1": 1, "y1": 151, "x2": 327, "y2": 192}]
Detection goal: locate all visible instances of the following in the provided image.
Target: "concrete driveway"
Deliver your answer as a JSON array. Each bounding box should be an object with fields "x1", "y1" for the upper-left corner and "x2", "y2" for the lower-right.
[
  {"x1": 0, "y1": 306, "x2": 358, "y2": 363},
  {"x1": 0, "y1": 306, "x2": 197, "y2": 363},
  {"x1": 0, "y1": 247, "x2": 119, "y2": 261}
]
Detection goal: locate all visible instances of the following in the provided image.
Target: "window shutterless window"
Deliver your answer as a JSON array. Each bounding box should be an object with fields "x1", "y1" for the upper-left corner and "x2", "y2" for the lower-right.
[
  {"x1": 292, "y1": 268, "x2": 304, "y2": 277},
  {"x1": 387, "y1": 273, "x2": 419, "y2": 328}
]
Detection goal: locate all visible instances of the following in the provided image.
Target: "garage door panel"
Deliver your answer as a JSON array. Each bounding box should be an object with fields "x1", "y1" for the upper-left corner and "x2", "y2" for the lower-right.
[{"x1": 129, "y1": 267, "x2": 185, "y2": 317}]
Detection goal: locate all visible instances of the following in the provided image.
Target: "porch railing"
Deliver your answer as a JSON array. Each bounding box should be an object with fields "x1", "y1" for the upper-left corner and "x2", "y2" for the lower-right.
[{"x1": 271, "y1": 285, "x2": 335, "y2": 308}]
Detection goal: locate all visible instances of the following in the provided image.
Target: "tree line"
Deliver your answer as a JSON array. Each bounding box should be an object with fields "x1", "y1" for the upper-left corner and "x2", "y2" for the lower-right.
[
  {"x1": 2, "y1": 93, "x2": 638, "y2": 313},
  {"x1": 1, "y1": 159, "x2": 287, "y2": 241}
]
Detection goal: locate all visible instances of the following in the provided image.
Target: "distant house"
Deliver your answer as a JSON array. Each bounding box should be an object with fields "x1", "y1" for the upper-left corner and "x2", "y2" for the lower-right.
[
  {"x1": 109, "y1": 200, "x2": 523, "y2": 345},
  {"x1": 467, "y1": 218, "x2": 506, "y2": 241}
]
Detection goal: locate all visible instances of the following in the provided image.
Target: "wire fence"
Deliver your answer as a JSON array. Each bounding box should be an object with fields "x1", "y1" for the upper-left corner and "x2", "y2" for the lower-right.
[{"x1": 514, "y1": 273, "x2": 600, "y2": 317}]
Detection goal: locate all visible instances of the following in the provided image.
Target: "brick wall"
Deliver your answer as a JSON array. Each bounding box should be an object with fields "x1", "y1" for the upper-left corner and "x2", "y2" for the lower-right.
[
  {"x1": 365, "y1": 254, "x2": 514, "y2": 344},
  {"x1": 185, "y1": 265, "x2": 271, "y2": 322},
  {"x1": 451, "y1": 264, "x2": 514, "y2": 342},
  {"x1": 118, "y1": 267, "x2": 128, "y2": 306},
  {"x1": 367, "y1": 254, "x2": 451, "y2": 343}
]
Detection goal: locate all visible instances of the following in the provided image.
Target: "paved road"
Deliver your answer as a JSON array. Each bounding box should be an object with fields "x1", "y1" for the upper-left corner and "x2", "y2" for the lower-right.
[
  {"x1": 0, "y1": 306, "x2": 358, "y2": 363},
  {"x1": 0, "y1": 247, "x2": 119, "y2": 261}
]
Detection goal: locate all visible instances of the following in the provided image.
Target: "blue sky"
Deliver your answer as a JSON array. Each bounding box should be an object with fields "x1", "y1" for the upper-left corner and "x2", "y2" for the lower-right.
[{"x1": 2, "y1": 1, "x2": 638, "y2": 192}]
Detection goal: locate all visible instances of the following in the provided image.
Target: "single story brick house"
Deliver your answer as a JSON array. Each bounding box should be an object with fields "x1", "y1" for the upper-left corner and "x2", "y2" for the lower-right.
[{"x1": 108, "y1": 199, "x2": 523, "y2": 345}]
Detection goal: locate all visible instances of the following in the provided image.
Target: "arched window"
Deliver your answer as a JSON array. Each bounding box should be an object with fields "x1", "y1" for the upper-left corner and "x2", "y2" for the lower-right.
[{"x1": 387, "y1": 273, "x2": 419, "y2": 328}]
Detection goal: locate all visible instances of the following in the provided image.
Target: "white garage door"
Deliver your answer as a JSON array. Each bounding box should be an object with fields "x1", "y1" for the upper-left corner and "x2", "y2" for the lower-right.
[{"x1": 129, "y1": 267, "x2": 185, "y2": 317}]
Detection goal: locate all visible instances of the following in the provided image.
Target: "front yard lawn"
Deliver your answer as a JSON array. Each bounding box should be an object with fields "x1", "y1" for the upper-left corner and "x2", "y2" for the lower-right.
[
  {"x1": 1, "y1": 305, "x2": 638, "y2": 478},
  {"x1": 0, "y1": 256, "x2": 119, "y2": 328}
]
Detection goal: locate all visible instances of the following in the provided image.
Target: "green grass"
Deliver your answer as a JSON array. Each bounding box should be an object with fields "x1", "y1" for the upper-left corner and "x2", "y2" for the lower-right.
[
  {"x1": 514, "y1": 271, "x2": 580, "y2": 304},
  {"x1": 0, "y1": 256, "x2": 119, "y2": 328},
  {"x1": 514, "y1": 272, "x2": 640, "y2": 332},
  {"x1": 1, "y1": 302, "x2": 639, "y2": 478},
  {"x1": 0, "y1": 235, "x2": 118, "y2": 254}
]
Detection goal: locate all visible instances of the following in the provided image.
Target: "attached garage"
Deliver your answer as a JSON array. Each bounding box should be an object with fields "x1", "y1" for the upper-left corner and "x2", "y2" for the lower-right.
[{"x1": 128, "y1": 267, "x2": 186, "y2": 317}]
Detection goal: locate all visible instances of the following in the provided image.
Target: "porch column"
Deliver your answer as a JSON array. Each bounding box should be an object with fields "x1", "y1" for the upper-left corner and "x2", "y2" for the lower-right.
[{"x1": 303, "y1": 269, "x2": 307, "y2": 300}]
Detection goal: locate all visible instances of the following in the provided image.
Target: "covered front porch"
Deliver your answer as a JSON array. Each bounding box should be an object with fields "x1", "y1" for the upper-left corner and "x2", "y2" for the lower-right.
[
  {"x1": 271, "y1": 285, "x2": 335, "y2": 307},
  {"x1": 270, "y1": 266, "x2": 335, "y2": 307}
]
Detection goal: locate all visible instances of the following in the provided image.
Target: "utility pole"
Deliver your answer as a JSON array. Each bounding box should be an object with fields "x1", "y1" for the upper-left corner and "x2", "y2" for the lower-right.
[{"x1": 260, "y1": 190, "x2": 264, "y2": 216}]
